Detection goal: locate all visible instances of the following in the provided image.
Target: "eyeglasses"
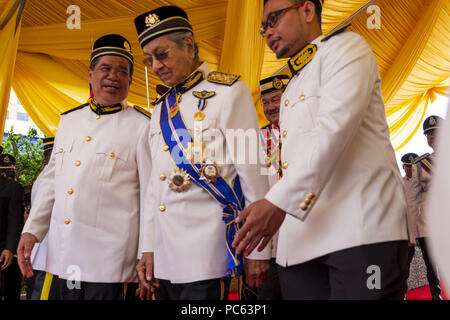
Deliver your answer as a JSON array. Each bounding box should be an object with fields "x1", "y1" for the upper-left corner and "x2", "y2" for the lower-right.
[
  {"x1": 260, "y1": 3, "x2": 305, "y2": 37},
  {"x1": 142, "y1": 48, "x2": 171, "y2": 68}
]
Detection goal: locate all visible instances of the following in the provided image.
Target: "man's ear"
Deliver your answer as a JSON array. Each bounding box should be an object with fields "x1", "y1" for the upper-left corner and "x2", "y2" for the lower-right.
[
  {"x1": 184, "y1": 36, "x2": 195, "y2": 58},
  {"x1": 304, "y1": 1, "x2": 316, "y2": 24}
]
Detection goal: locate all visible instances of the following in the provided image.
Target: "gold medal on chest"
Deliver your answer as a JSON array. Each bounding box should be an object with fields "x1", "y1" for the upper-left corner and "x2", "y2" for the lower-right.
[
  {"x1": 168, "y1": 168, "x2": 191, "y2": 192},
  {"x1": 194, "y1": 111, "x2": 205, "y2": 121},
  {"x1": 200, "y1": 160, "x2": 218, "y2": 182}
]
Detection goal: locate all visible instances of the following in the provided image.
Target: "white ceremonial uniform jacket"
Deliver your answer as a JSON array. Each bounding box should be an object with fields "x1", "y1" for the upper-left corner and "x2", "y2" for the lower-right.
[
  {"x1": 141, "y1": 63, "x2": 270, "y2": 283},
  {"x1": 265, "y1": 32, "x2": 409, "y2": 266},
  {"x1": 23, "y1": 103, "x2": 151, "y2": 283},
  {"x1": 29, "y1": 174, "x2": 48, "y2": 271},
  {"x1": 402, "y1": 176, "x2": 419, "y2": 244},
  {"x1": 411, "y1": 154, "x2": 434, "y2": 238}
]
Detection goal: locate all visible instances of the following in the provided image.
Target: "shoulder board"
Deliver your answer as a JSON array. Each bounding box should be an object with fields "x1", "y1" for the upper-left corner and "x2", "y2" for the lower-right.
[
  {"x1": 321, "y1": 24, "x2": 352, "y2": 42},
  {"x1": 60, "y1": 103, "x2": 89, "y2": 116},
  {"x1": 207, "y1": 71, "x2": 240, "y2": 86},
  {"x1": 412, "y1": 153, "x2": 430, "y2": 164},
  {"x1": 133, "y1": 105, "x2": 152, "y2": 119}
]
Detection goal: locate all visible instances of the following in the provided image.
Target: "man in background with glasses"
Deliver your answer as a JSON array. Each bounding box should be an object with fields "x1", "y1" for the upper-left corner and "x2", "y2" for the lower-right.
[{"x1": 233, "y1": 0, "x2": 410, "y2": 299}]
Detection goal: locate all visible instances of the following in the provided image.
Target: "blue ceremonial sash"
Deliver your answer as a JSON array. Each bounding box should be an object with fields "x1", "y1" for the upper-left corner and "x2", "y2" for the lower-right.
[{"x1": 159, "y1": 88, "x2": 245, "y2": 277}]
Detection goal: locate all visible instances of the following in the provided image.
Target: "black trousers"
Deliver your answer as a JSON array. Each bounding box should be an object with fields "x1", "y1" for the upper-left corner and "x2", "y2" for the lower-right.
[
  {"x1": 57, "y1": 278, "x2": 137, "y2": 300},
  {"x1": 417, "y1": 237, "x2": 441, "y2": 298},
  {"x1": 156, "y1": 277, "x2": 230, "y2": 300},
  {"x1": 1, "y1": 257, "x2": 22, "y2": 300},
  {"x1": 278, "y1": 240, "x2": 409, "y2": 300}
]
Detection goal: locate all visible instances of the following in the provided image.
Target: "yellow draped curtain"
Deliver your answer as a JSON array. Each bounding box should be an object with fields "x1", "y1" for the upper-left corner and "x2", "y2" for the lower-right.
[
  {"x1": 0, "y1": 0, "x2": 22, "y2": 136},
  {"x1": 0, "y1": 0, "x2": 448, "y2": 150}
]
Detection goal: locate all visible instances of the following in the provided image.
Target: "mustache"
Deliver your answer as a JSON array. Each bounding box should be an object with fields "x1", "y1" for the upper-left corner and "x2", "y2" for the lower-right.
[{"x1": 101, "y1": 81, "x2": 121, "y2": 89}]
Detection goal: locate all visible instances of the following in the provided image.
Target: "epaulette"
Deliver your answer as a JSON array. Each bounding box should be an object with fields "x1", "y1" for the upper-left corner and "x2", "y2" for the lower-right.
[
  {"x1": 207, "y1": 71, "x2": 240, "y2": 86},
  {"x1": 133, "y1": 105, "x2": 152, "y2": 119},
  {"x1": 321, "y1": 24, "x2": 352, "y2": 42},
  {"x1": 60, "y1": 103, "x2": 89, "y2": 116},
  {"x1": 412, "y1": 153, "x2": 430, "y2": 164}
]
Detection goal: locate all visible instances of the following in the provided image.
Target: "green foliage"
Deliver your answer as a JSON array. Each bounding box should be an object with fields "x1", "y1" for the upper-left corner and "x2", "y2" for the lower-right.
[{"x1": 2, "y1": 126, "x2": 44, "y2": 189}]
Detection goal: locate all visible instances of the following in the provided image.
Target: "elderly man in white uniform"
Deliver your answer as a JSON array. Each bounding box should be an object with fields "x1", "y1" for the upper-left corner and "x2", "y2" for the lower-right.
[
  {"x1": 17, "y1": 34, "x2": 152, "y2": 300},
  {"x1": 134, "y1": 5, "x2": 271, "y2": 300},
  {"x1": 233, "y1": 0, "x2": 410, "y2": 299}
]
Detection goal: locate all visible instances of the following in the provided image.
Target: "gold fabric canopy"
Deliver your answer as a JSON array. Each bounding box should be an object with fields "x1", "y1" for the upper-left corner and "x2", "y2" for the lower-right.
[{"x1": 0, "y1": 0, "x2": 449, "y2": 149}]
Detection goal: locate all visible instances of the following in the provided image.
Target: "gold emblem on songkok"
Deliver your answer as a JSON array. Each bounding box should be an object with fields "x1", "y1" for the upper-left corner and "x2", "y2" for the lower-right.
[
  {"x1": 145, "y1": 13, "x2": 160, "y2": 27},
  {"x1": 123, "y1": 41, "x2": 131, "y2": 52},
  {"x1": 429, "y1": 117, "x2": 436, "y2": 125},
  {"x1": 273, "y1": 78, "x2": 283, "y2": 90}
]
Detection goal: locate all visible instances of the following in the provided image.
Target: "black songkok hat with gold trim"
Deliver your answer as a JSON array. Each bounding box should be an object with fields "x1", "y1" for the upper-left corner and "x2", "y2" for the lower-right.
[
  {"x1": 423, "y1": 115, "x2": 443, "y2": 134},
  {"x1": 134, "y1": 6, "x2": 193, "y2": 48},
  {"x1": 259, "y1": 75, "x2": 290, "y2": 96},
  {"x1": 401, "y1": 153, "x2": 418, "y2": 165},
  {"x1": 90, "y1": 34, "x2": 133, "y2": 66}
]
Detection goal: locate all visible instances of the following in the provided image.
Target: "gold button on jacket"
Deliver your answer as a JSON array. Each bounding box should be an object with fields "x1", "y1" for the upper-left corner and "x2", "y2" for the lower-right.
[{"x1": 64, "y1": 218, "x2": 71, "y2": 224}]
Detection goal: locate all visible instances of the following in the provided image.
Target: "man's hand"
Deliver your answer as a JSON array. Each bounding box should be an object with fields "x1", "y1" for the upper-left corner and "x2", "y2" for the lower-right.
[
  {"x1": 244, "y1": 258, "x2": 270, "y2": 288},
  {"x1": 232, "y1": 199, "x2": 286, "y2": 256},
  {"x1": 0, "y1": 249, "x2": 13, "y2": 270},
  {"x1": 136, "y1": 252, "x2": 159, "y2": 300},
  {"x1": 17, "y1": 232, "x2": 38, "y2": 278}
]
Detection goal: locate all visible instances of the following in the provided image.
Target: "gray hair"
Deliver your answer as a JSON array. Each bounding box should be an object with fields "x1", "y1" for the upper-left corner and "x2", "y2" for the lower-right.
[{"x1": 167, "y1": 31, "x2": 200, "y2": 61}]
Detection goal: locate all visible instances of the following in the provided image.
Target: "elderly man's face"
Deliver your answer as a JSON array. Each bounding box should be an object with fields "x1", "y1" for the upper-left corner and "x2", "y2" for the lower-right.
[
  {"x1": 143, "y1": 34, "x2": 196, "y2": 87},
  {"x1": 262, "y1": 90, "x2": 283, "y2": 126},
  {"x1": 88, "y1": 55, "x2": 132, "y2": 105}
]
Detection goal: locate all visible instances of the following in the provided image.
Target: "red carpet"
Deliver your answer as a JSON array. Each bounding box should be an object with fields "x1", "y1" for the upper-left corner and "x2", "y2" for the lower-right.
[
  {"x1": 228, "y1": 285, "x2": 448, "y2": 300},
  {"x1": 406, "y1": 284, "x2": 447, "y2": 300}
]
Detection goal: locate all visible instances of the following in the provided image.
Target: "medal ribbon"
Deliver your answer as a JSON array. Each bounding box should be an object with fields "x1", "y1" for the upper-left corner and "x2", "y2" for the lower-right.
[
  {"x1": 419, "y1": 155, "x2": 433, "y2": 175},
  {"x1": 160, "y1": 88, "x2": 245, "y2": 277}
]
